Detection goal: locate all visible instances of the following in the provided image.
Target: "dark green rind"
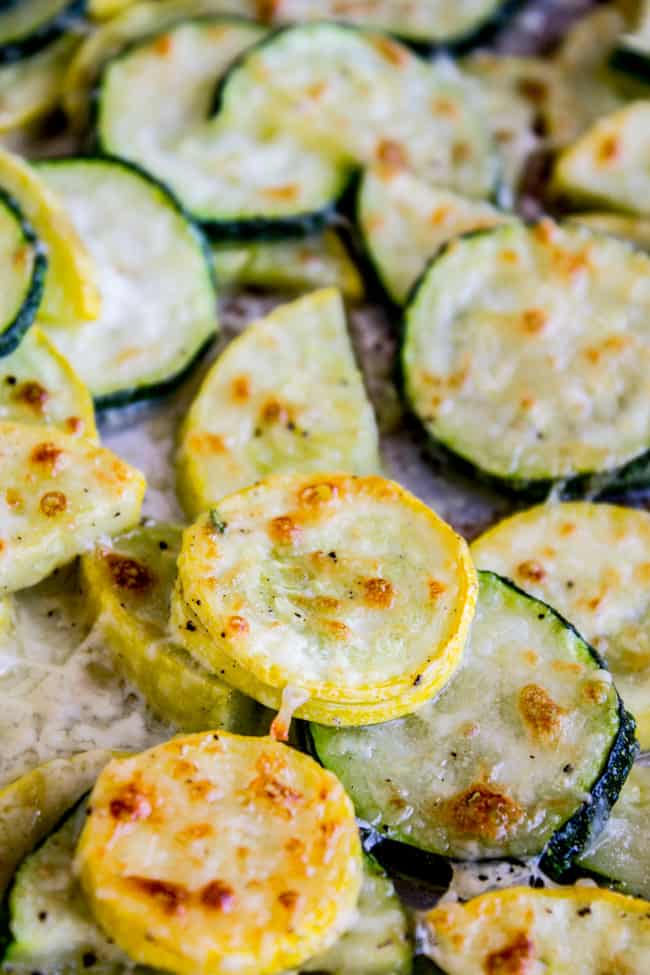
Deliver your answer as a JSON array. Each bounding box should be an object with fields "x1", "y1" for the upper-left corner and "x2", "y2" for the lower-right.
[
  {"x1": 539, "y1": 702, "x2": 638, "y2": 881},
  {"x1": 610, "y1": 45, "x2": 650, "y2": 86},
  {"x1": 36, "y1": 154, "x2": 218, "y2": 408},
  {"x1": 0, "y1": 0, "x2": 86, "y2": 65},
  {"x1": 401, "y1": 225, "x2": 650, "y2": 501},
  {"x1": 0, "y1": 187, "x2": 46, "y2": 359},
  {"x1": 405, "y1": 0, "x2": 526, "y2": 55}
]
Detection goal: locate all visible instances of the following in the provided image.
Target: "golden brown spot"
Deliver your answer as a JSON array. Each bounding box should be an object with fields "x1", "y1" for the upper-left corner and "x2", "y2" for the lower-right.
[
  {"x1": 371, "y1": 35, "x2": 408, "y2": 66},
  {"x1": 501, "y1": 248, "x2": 520, "y2": 265},
  {"x1": 5, "y1": 488, "x2": 22, "y2": 510},
  {"x1": 521, "y1": 308, "x2": 547, "y2": 335},
  {"x1": 429, "y1": 205, "x2": 452, "y2": 226},
  {"x1": 188, "y1": 779, "x2": 219, "y2": 802},
  {"x1": 559, "y1": 521, "x2": 576, "y2": 536},
  {"x1": 452, "y1": 141, "x2": 471, "y2": 164},
  {"x1": 278, "y1": 890, "x2": 300, "y2": 910},
  {"x1": 299, "y1": 481, "x2": 338, "y2": 506},
  {"x1": 109, "y1": 782, "x2": 152, "y2": 822},
  {"x1": 0, "y1": 540, "x2": 4, "y2": 553},
  {"x1": 551, "y1": 660, "x2": 583, "y2": 676},
  {"x1": 261, "y1": 398, "x2": 290, "y2": 424},
  {"x1": 523, "y1": 649, "x2": 539, "y2": 666},
  {"x1": 39, "y1": 491, "x2": 67, "y2": 517},
  {"x1": 582, "y1": 679, "x2": 609, "y2": 705},
  {"x1": 485, "y1": 932, "x2": 535, "y2": 974},
  {"x1": 534, "y1": 219, "x2": 556, "y2": 246},
  {"x1": 428, "y1": 578, "x2": 447, "y2": 601},
  {"x1": 597, "y1": 134, "x2": 620, "y2": 164},
  {"x1": 226, "y1": 615, "x2": 249, "y2": 636},
  {"x1": 517, "y1": 77, "x2": 549, "y2": 104},
  {"x1": 460, "y1": 721, "x2": 480, "y2": 738},
  {"x1": 231, "y1": 375, "x2": 250, "y2": 402},
  {"x1": 264, "y1": 184, "x2": 299, "y2": 201},
  {"x1": 269, "y1": 515, "x2": 301, "y2": 545},
  {"x1": 189, "y1": 432, "x2": 227, "y2": 454},
  {"x1": 104, "y1": 553, "x2": 153, "y2": 592},
  {"x1": 445, "y1": 783, "x2": 524, "y2": 839},
  {"x1": 128, "y1": 877, "x2": 188, "y2": 916},
  {"x1": 517, "y1": 560, "x2": 546, "y2": 583},
  {"x1": 518, "y1": 683, "x2": 565, "y2": 745},
  {"x1": 153, "y1": 33, "x2": 173, "y2": 56},
  {"x1": 635, "y1": 562, "x2": 650, "y2": 583},
  {"x1": 285, "y1": 836, "x2": 305, "y2": 856},
  {"x1": 15, "y1": 381, "x2": 48, "y2": 412},
  {"x1": 30, "y1": 442, "x2": 63, "y2": 470},
  {"x1": 201, "y1": 880, "x2": 234, "y2": 911},
  {"x1": 65, "y1": 416, "x2": 83, "y2": 435},
  {"x1": 321, "y1": 619, "x2": 351, "y2": 640},
  {"x1": 519, "y1": 395, "x2": 535, "y2": 410},
  {"x1": 362, "y1": 577, "x2": 394, "y2": 609},
  {"x1": 433, "y1": 97, "x2": 460, "y2": 119},
  {"x1": 305, "y1": 80, "x2": 326, "y2": 99},
  {"x1": 12, "y1": 245, "x2": 30, "y2": 269},
  {"x1": 176, "y1": 822, "x2": 213, "y2": 843},
  {"x1": 171, "y1": 759, "x2": 197, "y2": 779},
  {"x1": 375, "y1": 139, "x2": 408, "y2": 168},
  {"x1": 248, "y1": 752, "x2": 303, "y2": 818}
]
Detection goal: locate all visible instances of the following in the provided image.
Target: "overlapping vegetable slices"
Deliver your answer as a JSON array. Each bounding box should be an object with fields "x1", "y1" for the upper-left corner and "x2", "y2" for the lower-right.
[
  {"x1": 0, "y1": 0, "x2": 85, "y2": 64},
  {"x1": 0, "y1": 188, "x2": 44, "y2": 358},
  {"x1": 0, "y1": 34, "x2": 80, "y2": 136},
  {"x1": 176, "y1": 289, "x2": 380, "y2": 516}
]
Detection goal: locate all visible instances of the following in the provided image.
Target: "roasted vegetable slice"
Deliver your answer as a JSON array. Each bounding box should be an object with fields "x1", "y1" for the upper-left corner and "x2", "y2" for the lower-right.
[
  {"x1": 402, "y1": 220, "x2": 650, "y2": 493},
  {"x1": 358, "y1": 165, "x2": 510, "y2": 304},
  {"x1": 553, "y1": 101, "x2": 650, "y2": 217},
  {"x1": 568, "y1": 211, "x2": 650, "y2": 248},
  {"x1": 98, "y1": 20, "x2": 497, "y2": 236},
  {"x1": 309, "y1": 572, "x2": 636, "y2": 872},
  {"x1": 0, "y1": 326, "x2": 96, "y2": 439},
  {"x1": 77, "y1": 733, "x2": 362, "y2": 975},
  {"x1": 421, "y1": 886, "x2": 650, "y2": 974},
  {"x1": 0, "y1": 187, "x2": 45, "y2": 358},
  {"x1": 472, "y1": 502, "x2": 650, "y2": 748},
  {"x1": 0, "y1": 149, "x2": 99, "y2": 324},
  {"x1": 36, "y1": 157, "x2": 217, "y2": 407},
  {"x1": 577, "y1": 765, "x2": 650, "y2": 900},
  {"x1": 0, "y1": 0, "x2": 85, "y2": 64},
  {"x1": 0, "y1": 421, "x2": 144, "y2": 593},
  {"x1": 173, "y1": 473, "x2": 476, "y2": 725},
  {"x1": 176, "y1": 289, "x2": 380, "y2": 517},
  {"x1": 81, "y1": 522, "x2": 263, "y2": 734},
  {"x1": 0, "y1": 34, "x2": 79, "y2": 135},
  {"x1": 213, "y1": 230, "x2": 363, "y2": 300}
]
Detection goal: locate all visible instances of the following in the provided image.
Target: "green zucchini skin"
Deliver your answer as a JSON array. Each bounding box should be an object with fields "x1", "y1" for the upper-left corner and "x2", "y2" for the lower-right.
[
  {"x1": 611, "y1": 46, "x2": 650, "y2": 84},
  {"x1": 0, "y1": 187, "x2": 46, "y2": 359},
  {"x1": 416, "y1": 0, "x2": 525, "y2": 55},
  {"x1": 0, "y1": 0, "x2": 86, "y2": 65}
]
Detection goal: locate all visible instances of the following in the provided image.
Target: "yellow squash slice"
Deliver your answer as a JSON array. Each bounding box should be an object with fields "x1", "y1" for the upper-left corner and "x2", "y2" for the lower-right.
[
  {"x1": 176, "y1": 289, "x2": 380, "y2": 517},
  {"x1": 472, "y1": 501, "x2": 650, "y2": 747},
  {"x1": 0, "y1": 326, "x2": 97, "y2": 439},
  {"x1": 0, "y1": 149, "x2": 99, "y2": 323},
  {"x1": 172, "y1": 473, "x2": 477, "y2": 725},
  {"x1": 77, "y1": 732, "x2": 362, "y2": 975},
  {"x1": 81, "y1": 522, "x2": 263, "y2": 734},
  {"x1": 0, "y1": 750, "x2": 116, "y2": 896},
  {"x1": 0, "y1": 35, "x2": 79, "y2": 136},
  {"x1": 0, "y1": 421, "x2": 145, "y2": 594},
  {"x1": 553, "y1": 101, "x2": 650, "y2": 217},
  {"x1": 422, "y1": 886, "x2": 650, "y2": 975}
]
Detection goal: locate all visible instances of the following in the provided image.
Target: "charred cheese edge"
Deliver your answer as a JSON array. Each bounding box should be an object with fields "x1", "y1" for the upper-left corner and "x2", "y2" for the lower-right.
[{"x1": 76, "y1": 732, "x2": 363, "y2": 975}]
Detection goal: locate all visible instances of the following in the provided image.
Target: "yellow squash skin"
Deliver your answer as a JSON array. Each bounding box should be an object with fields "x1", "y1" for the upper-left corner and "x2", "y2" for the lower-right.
[
  {"x1": 423, "y1": 886, "x2": 650, "y2": 974},
  {"x1": 172, "y1": 472, "x2": 477, "y2": 724},
  {"x1": 0, "y1": 421, "x2": 145, "y2": 594},
  {"x1": 472, "y1": 501, "x2": 650, "y2": 747},
  {"x1": 77, "y1": 732, "x2": 362, "y2": 975}
]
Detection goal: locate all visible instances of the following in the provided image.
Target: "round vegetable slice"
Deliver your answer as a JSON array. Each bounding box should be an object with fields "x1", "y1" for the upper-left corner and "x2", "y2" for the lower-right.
[
  {"x1": 173, "y1": 473, "x2": 477, "y2": 725},
  {"x1": 0, "y1": 420, "x2": 145, "y2": 594},
  {"x1": 0, "y1": 187, "x2": 45, "y2": 358},
  {"x1": 176, "y1": 289, "x2": 380, "y2": 518},
  {"x1": 402, "y1": 220, "x2": 650, "y2": 492},
  {"x1": 358, "y1": 165, "x2": 511, "y2": 304},
  {"x1": 0, "y1": 34, "x2": 79, "y2": 134},
  {"x1": 0, "y1": 149, "x2": 100, "y2": 324},
  {"x1": 35, "y1": 157, "x2": 218, "y2": 407},
  {"x1": 0, "y1": 326, "x2": 97, "y2": 439},
  {"x1": 77, "y1": 732, "x2": 363, "y2": 975},
  {"x1": 309, "y1": 572, "x2": 636, "y2": 871},
  {"x1": 472, "y1": 501, "x2": 650, "y2": 748},
  {"x1": 422, "y1": 886, "x2": 650, "y2": 974},
  {"x1": 552, "y1": 101, "x2": 650, "y2": 217},
  {"x1": 577, "y1": 765, "x2": 650, "y2": 900},
  {"x1": 0, "y1": 0, "x2": 85, "y2": 64},
  {"x1": 80, "y1": 522, "x2": 264, "y2": 735}
]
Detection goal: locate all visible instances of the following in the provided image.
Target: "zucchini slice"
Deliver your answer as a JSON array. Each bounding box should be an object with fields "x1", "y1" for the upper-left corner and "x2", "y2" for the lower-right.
[
  {"x1": 268, "y1": 0, "x2": 519, "y2": 48},
  {"x1": 172, "y1": 473, "x2": 477, "y2": 726},
  {"x1": 0, "y1": 149, "x2": 100, "y2": 324},
  {"x1": 0, "y1": 187, "x2": 45, "y2": 358},
  {"x1": 358, "y1": 165, "x2": 511, "y2": 304},
  {"x1": 0, "y1": 326, "x2": 97, "y2": 439},
  {"x1": 176, "y1": 289, "x2": 380, "y2": 518},
  {"x1": 80, "y1": 522, "x2": 264, "y2": 735},
  {"x1": 577, "y1": 765, "x2": 650, "y2": 900},
  {"x1": 76, "y1": 733, "x2": 362, "y2": 975},
  {"x1": 422, "y1": 886, "x2": 650, "y2": 974},
  {"x1": 98, "y1": 21, "x2": 497, "y2": 236},
  {"x1": 553, "y1": 101, "x2": 650, "y2": 217},
  {"x1": 0, "y1": 751, "x2": 115, "y2": 897},
  {"x1": 0, "y1": 420, "x2": 145, "y2": 594},
  {"x1": 471, "y1": 502, "x2": 650, "y2": 749},
  {"x1": 568, "y1": 211, "x2": 650, "y2": 249},
  {"x1": 0, "y1": 0, "x2": 85, "y2": 65},
  {"x1": 308, "y1": 571, "x2": 636, "y2": 871},
  {"x1": 402, "y1": 220, "x2": 650, "y2": 492},
  {"x1": 35, "y1": 157, "x2": 218, "y2": 407},
  {"x1": 0, "y1": 34, "x2": 79, "y2": 134},
  {"x1": 213, "y1": 230, "x2": 364, "y2": 300}
]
